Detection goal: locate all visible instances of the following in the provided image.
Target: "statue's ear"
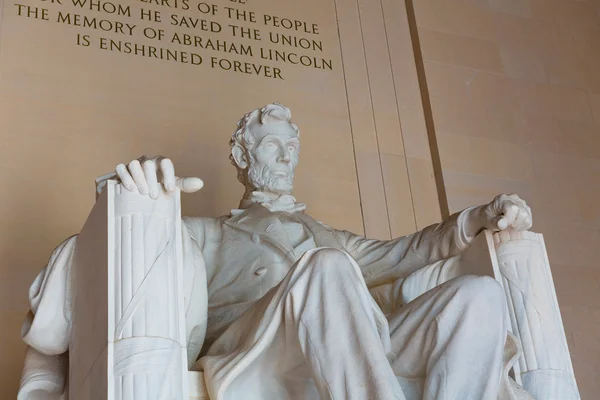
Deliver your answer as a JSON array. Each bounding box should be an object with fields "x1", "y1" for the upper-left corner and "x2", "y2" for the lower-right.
[{"x1": 231, "y1": 144, "x2": 248, "y2": 169}]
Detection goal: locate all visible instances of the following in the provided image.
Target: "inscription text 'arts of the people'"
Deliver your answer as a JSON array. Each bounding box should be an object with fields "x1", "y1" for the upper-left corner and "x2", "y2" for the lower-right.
[{"x1": 13, "y1": 0, "x2": 335, "y2": 80}]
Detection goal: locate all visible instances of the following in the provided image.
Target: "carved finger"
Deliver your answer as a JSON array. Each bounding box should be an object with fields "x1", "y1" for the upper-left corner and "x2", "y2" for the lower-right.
[
  {"x1": 522, "y1": 207, "x2": 533, "y2": 230},
  {"x1": 512, "y1": 208, "x2": 528, "y2": 231},
  {"x1": 492, "y1": 194, "x2": 508, "y2": 214},
  {"x1": 495, "y1": 216, "x2": 508, "y2": 231},
  {"x1": 128, "y1": 160, "x2": 149, "y2": 195},
  {"x1": 143, "y1": 160, "x2": 159, "y2": 199},
  {"x1": 115, "y1": 163, "x2": 137, "y2": 192},
  {"x1": 160, "y1": 158, "x2": 176, "y2": 192},
  {"x1": 176, "y1": 177, "x2": 204, "y2": 193},
  {"x1": 498, "y1": 203, "x2": 519, "y2": 230}
]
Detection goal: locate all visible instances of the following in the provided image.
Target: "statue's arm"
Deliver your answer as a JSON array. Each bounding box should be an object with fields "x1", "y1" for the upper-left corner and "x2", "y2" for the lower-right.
[
  {"x1": 334, "y1": 208, "x2": 476, "y2": 286},
  {"x1": 180, "y1": 216, "x2": 223, "y2": 366},
  {"x1": 18, "y1": 235, "x2": 78, "y2": 400},
  {"x1": 336, "y1": 194, "x2": 532, "y2": 287}
]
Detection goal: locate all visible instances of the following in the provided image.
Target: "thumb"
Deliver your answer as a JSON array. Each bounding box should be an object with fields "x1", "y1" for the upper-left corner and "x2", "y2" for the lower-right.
[
  {"x1": 493, "y1": 215, "x2": 508, "y2": 231},
  {"x1": 175, "y1": 177, "x2": 204, "y2": 193}
]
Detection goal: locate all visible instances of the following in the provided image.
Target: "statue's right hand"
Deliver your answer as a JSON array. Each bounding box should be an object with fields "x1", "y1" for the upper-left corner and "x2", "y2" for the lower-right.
[{"x1": 115, "y1": 156, "x2": 204, "y2": 199}]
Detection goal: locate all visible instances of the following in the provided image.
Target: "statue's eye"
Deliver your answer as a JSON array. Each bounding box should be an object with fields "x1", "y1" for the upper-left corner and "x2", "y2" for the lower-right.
[
  {"x1": 288, "y1": 145, "x2": 296, "y2": 152},
  {"x1": 266, "y1": 142, "x2": 276, "y2": 149}
]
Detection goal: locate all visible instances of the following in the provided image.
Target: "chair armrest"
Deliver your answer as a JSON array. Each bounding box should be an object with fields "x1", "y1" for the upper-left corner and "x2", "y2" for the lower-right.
[
  {"x1": 401, "y1": 229, "x2": 581, "y2": 399},
  {"x1": 70, "y1": 180, "x2": 189, "y2": 399}
]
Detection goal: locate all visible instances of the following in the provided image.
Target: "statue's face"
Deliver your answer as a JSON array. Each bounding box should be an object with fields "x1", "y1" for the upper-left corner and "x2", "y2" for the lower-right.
[{"x1": 246, "y1": 121, "x2": 300, "y2": 195}]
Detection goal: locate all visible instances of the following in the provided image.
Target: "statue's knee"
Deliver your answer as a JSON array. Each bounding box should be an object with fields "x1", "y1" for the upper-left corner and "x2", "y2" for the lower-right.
[
  {"x1": 307, "y1": 248, "x2": 354, "y2": 276},
  {"x1": 311, "y1": 247, "x2": 349, "y2": 263},
  {"x1": 451, "y1": 275, "x2": 505, "y2": 314}
]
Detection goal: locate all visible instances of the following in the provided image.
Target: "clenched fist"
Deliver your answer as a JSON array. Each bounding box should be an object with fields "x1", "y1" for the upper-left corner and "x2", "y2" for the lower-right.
[
  {"x1": 465, "y1": 194, "x2": 533, "y2": 238},
  {"x1": 115, "y1": 156, "x2": 204, "y2": 199}
]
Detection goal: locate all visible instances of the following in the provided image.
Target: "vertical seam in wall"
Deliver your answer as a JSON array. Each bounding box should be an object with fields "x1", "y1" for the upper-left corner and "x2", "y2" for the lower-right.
[
  {"x1": 378, "y1": 0, "x2": 419, "y2": 231},
  {"x1": 0, "y1": 1, "x2": 5, "y2": 68},
  {"x1": 585, "y1": 91, "x2": 597, "y2": 124},
  {"x1": 355, "y1": 0, "x2": 393, "y2": 238},
  {"x1": 332, "y1": 0, "x2": 367, "y2": 235},
  {"x1": 404, "y1": 0, "x2": 450, "y2": 219}
]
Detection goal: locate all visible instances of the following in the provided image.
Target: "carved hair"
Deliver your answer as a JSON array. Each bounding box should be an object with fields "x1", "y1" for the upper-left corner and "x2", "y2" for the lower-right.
[{"x1": 230, "y1": 102, "x2": 300, "y2": 184}]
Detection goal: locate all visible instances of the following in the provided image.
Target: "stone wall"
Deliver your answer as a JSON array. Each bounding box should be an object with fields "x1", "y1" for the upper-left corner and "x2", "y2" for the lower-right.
[
  {"x1": 1, "y1": 0, "x2": 598, "y2": 397},
  {"x1": 411, "y1": 0, "x2": 600, "y2": 397}
]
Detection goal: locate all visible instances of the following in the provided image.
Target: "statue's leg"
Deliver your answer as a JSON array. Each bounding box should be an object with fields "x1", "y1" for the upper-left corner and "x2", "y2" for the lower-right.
[
  {"x1": 281, "y1": 247, "x2": 405, "y2": 400},
  {"x1": 200, "y1": 247, "x2": 405, "y2": 400},
  {"x1": 388, "y1": 275, "x2": 508, "y2": 400}
]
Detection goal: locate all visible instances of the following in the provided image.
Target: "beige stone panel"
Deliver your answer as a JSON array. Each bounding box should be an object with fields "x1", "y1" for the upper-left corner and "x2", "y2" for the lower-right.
[
  {"x1": 406, "y1": 157, "x2": 442, "y2": 229},
  {"x1": 437, "y1": 132, "x2": 534, "y2": 182},
  {"x1": 530, "y1": 0, "x2": 600, "y2": 30},
  {"x1": 380, "y1": 153, "x2": 416, "y2": 237},
  {"x1": 559, "y1": 305, "x2": 600, "y2": 400},
  {"x1": 552, "y1": 265, "x2": 600, "y2": 309},
  {"x1": 515, "y1": 114, "x2": 600, "y2": 159},
  {"x1": 574, "y1": 179, "x2": 600, "y2": 231},
  {"x1": 418, "y1": 28, "x2": 503, "y2": 73},
  {"x1": 423, "y1": 62, "x2": 476, "y2": 107},
  {"x1": 533, "y1": 221, "x2": 600, "y2": 268},
  {"x1": 565, "y1": 153, "x2": 600, "y2": 190},
  {"x1": 425, "y1": 62, "x2": 523, "y2": 116},
  {"x1": 380, "y1": 0, "x2": 432, "y2": 160},
  {"x1": 499, "y1": 43, "x2": 547, "y2": 83},
  {"x1": 530, "y1": 150, "x2": 576, "y2": 187},
  {"x1": 514, "y1": 112, "x2": 564, "y2": 154},
  {"x1": 468, "y1": 71, "x2": 524, "y2": 114},
  {"x1": 294, "y1": 174, "x2": 363, "y2": 233},
  {"x1": 489, "y1": 0, "x2": 531, "y2": 18},
  {"x1": 442, "y1": 170, "x2": 534, "y2": 214},
  {"x1": 560, "y1": 303, "x2": 600, "y2": 356},
  {"x1": 0, "y1": 311, "x2": 28, "y2": 399},
  {"x1": 335, "y1": 0, "x2": 393, "y2": 237},
  {"x1": 519, "y1": 82, "x2": 594, "y2": 122},
  {"x1": 354, "y1": 152, "x2": 391, "y2": 240},
  {"x1": 542, "y1": 33, "x2": 600, "y2": 93},
  {"x1": 412, "y1": 0, "x2": 503, "y2": 41},
  {"x1": 429, "y1": 94, "x2": 519, "y2": 144},
  {"x1": 556, "y1": 119, "x2": 600, "y2": 160},
  {"x1": 357, "y1": 0, "x2": 405, "y2": 156},
  {"x1": 528, "y1": 183, "x2": 584, "y2": 228},
  {"x1": 498, "y1": 13, "x2": 557, "y2": 50},
  {"x1": 334, "y1": 0, "x2": 379, "y2": 155},
  {"x1": 379, "y1": 0, "x2": 442, "y2": 230},
  {"x1": 589, "y1": 92, "x2": 600, "y2": 124}
]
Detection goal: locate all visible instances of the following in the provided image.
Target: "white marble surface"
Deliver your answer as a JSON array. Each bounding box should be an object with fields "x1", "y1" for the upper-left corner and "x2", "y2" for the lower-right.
[{"x1": 19, "y1": 103, "x2": 579, "y2": 400}]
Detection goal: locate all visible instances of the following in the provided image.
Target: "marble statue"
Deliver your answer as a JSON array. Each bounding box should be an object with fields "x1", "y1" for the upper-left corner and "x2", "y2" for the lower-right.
[{"x1": 18, "y1": 103, "x2": 578, "y2": 400}]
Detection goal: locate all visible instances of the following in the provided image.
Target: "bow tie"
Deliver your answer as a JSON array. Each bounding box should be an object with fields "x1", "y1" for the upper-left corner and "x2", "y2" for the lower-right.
[{"x1": 231, "y1": 191, "x2": 307, "y2": 215}]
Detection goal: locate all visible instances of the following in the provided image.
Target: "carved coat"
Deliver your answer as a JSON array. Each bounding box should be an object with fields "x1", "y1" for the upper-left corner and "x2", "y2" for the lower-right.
[
  {"x1": 180, "y1": 204, "x2": 474, "y2": 397},
  {"x1": 18, "y1": 203, "x2": 475, "y2": 399}
]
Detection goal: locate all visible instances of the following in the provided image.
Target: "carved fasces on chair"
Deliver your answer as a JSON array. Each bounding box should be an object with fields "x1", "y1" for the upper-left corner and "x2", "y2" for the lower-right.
[
  {"x1": 70, "y1": 181, "x2": 188, "y2": 400},
  {"x1": 491, "y1": 230, "x2": 580, "y2": 400},
  {"x1": 399, "y1": 229, "x2": 581, "y2": 400}
]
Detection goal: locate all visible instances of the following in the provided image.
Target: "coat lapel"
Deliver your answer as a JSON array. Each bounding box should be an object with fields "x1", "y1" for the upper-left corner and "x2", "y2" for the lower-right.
[{"x1": 224, "y1": 205, "x2": 295, "y2": 262}]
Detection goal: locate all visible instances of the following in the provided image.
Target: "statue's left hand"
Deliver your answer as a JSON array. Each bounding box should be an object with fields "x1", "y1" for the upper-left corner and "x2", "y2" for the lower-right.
[{"x1": 465, "y1": 194, "x2": 533, "y2": 237}]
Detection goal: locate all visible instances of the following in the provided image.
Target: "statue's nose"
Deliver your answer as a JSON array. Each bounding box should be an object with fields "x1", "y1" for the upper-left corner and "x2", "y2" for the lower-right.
[{"x1": 278, "y1": 148, "x2": 291, "y2": 164}]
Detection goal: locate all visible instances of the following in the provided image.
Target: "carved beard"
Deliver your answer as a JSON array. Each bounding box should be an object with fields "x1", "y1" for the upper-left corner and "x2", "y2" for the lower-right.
[{"x1": 246, "y1": 157, "x2": 294, "y2": 195}]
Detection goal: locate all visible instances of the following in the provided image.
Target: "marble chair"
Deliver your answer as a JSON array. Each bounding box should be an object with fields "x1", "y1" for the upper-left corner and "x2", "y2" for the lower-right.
[{"x1": 22, "y1": 181, "x2": 580, "y2": 400}]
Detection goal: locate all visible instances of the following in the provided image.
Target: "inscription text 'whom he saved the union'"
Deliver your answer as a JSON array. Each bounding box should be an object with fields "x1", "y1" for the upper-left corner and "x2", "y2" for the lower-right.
[{"x1": 13, "y1": 0, "x2": 335, "y2": 81}]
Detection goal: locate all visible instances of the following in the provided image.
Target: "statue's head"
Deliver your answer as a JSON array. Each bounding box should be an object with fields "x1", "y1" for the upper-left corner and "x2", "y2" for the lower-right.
[{"x1": 230, "y1": 103, "x2": 300, "y2": 195}]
